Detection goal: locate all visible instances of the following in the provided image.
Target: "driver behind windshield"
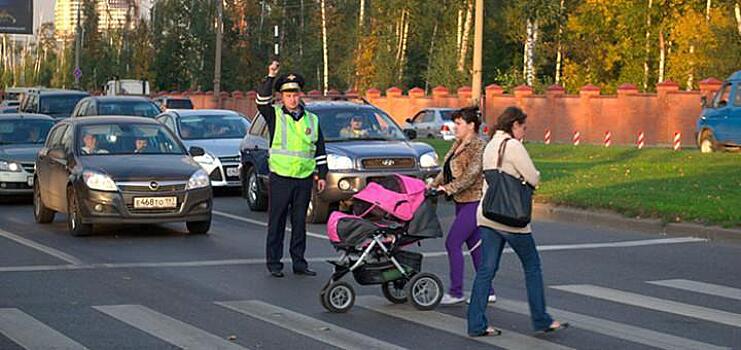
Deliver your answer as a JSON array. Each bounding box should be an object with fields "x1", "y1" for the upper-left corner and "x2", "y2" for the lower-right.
[
  {"x1": 339, "y1": 116, "x2": 369, "y2": 139},
  {"x1": 81, "y1": 133, "x2": 109, "y2": 154},
  {"x1": 133, "y1": 137, "x2": 151, "y2": 153}
]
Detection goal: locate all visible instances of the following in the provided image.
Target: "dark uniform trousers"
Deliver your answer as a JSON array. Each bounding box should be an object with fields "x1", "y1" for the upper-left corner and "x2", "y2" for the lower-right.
[{"x1": 266, "y1": 172, "x2": 313, "y2": 272}]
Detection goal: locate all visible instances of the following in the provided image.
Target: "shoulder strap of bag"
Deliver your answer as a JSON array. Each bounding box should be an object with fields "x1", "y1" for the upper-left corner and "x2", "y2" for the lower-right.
[{"x1": 496, "y1": 138, "x2": 510, "y2": 170}]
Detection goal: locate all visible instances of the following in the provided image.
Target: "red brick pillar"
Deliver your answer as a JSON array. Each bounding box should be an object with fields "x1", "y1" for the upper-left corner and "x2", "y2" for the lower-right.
[{"x1": 579, "y1": 84, "x2": 600, "y2": 144}]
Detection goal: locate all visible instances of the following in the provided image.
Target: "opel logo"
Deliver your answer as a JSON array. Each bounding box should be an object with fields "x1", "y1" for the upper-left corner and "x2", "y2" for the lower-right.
[
  {"x1": 149, "y1": 181, "x2": 160, "y2": 191},
  {"x1": 382, "y1": 159, "x2": 395, "y2": 167}
]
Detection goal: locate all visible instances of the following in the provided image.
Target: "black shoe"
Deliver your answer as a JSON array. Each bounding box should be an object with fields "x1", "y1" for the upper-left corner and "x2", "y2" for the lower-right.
[
  {"x1": 293, "y1": 268, "x2": 317, "y2": 276},
  {"x1": 270, "y1": 271, "x2": 285, "y2": 278}
]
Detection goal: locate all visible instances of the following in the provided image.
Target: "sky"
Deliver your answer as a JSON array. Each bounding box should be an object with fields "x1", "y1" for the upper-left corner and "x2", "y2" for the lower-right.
[{"x1": 36, "y1": 0, "x2": 56, "y2": 27}]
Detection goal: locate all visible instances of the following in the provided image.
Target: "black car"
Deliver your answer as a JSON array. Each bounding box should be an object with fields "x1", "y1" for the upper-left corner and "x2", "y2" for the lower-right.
[
  {"x1": 70, "y1": 96, "x2": 162, "y2": 118},
  {"x1": 153, "y1": 96, "x2": 194, "y2": 110},
  {"x1": 0, "y1": 114, "x2": 55, "y2": 195},
  {"x1": 239, "y1": 100, "x2": 440, "y2": 223},
  {"x1": 19, "y1": 89, "x2": 90, "y2": 120},
  {"x1": 33, "y1": 116, "x2": 212, "y2": 236}
]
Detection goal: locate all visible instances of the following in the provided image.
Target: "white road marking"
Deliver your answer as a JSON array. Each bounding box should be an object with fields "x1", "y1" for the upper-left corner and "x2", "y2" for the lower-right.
[
  {"x1": 647, "y1": 279, "x2": 741, "y2": 301},
  {"x1": 494, "y1": 297, "x2": 730, "y2": 350},
  {"x1": 212, "y1": 210, "x2": 327, "y2": 240},
  {"x1": 0, "y1": 228, "x2": 83, "y2": 265},
  {"x1": 552, "y1": 284, "x2": 741, "y2": 328},
  {"x1": 94, "y1": 304, "x2": 247, "y2": 350},
  {"x1": 0, "y1": 308, "x2": 89, "y2": 350},
  {"x1": 356, "y1": 296, "x2": 574, "y2": 350},
  {"x1": 216, "y1": 300, "x2": 406, "y2": 350}
]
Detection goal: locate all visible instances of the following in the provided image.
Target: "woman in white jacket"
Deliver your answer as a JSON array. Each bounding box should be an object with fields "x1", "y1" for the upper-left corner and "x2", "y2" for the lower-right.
[{"x1": 467, "y1": 107, "x2": 568, "y2": 337}]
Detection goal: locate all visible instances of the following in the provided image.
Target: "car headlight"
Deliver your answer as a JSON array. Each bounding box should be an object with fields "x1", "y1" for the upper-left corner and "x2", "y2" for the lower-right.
[
  {"x1": 420, "y1": 151, "x2": 439, "y2": 168},
  {"x1": 186, "y1": 169, "x2": 210, "y2": 190},
  {"x1": 82, "y1": 170, "x2": 118, "y2": 192},
  {"x1": 0, "y1": 160, "x2": 22, "y2": 172},
  {"x1": 327, "y1": 154, "x2": 354, "y2": 170},
  {"x1": 194, "y1": 152, "x2": 216, "y2": 165}
]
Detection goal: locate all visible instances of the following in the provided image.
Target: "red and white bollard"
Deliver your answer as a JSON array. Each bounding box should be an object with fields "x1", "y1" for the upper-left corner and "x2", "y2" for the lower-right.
[
  {"x1": 673, "y1": 131, "x2": 681, "y2": 151},
  {"x1": 603, "y1": 131, "x2": 612, "y2": 147},
  {"x1": 572, "y1": 131, "x2": 581, "y2": 146},
  {"x1": 637, "y1": 131, "x2": 645, "y2": 149},
  {"x1": 544, "y1": 129, "x2": 552, "y2": 145}
]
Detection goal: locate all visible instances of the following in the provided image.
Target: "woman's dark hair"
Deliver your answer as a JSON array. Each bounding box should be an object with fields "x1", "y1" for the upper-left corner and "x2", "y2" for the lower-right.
[
  {"x1": 451, "y1": 106, "x2": 481, "y2": 132},
  {"x1": 492, "y1": 106, "x2": 527, "y2": 137}
]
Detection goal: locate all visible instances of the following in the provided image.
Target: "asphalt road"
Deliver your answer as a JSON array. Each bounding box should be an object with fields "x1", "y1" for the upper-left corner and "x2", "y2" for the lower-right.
[{"x1": 0, "y1": 190, "x2": 739, "y2": 350}]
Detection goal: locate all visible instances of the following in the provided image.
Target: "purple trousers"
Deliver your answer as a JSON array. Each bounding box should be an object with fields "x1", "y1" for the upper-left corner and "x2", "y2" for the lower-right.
[{"x1": 446, "y1": 201, "x2": 492, "y2": 297}]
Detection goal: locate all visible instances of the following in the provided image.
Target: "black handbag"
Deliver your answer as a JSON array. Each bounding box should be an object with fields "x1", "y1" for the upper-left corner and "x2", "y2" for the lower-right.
[{"x1": 481, "y1": 138, "x2": 535, "y2": 227}]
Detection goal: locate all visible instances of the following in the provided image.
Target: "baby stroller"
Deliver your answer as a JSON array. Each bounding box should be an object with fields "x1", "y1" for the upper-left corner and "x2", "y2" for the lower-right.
[{"x1": 321, "y1": 174, "x2": 444, "y2": 313}]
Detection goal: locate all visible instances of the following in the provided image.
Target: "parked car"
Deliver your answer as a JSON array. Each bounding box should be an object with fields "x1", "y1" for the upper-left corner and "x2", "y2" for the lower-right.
[
  {"x1": 154, "y1": 96, "x2": 194, "y2": 110},
  {"x1": 157, "y1": 110, "x2": 250, "y2": 189},
  {"x1": 697, "y1": 70, "x2": 741, "y2": 153},
  {"x1": 404, "y1": 108, "x2": 458, "y2": 140},
  {"x1": 33, "y1": 116, "x2": 212, "y2": 236},
  {"x1": 71, "y1": 96, "x2": 161, "y2": 118},
  {"x1": 240, "y1": 100, "x2": 441, "y2": 223},
  {"x1": 19, "y1": 89, "x2": 90, "y2": 120},
  {"x1": 0, "y1": 114, "x2": 55, "y2": 195}
]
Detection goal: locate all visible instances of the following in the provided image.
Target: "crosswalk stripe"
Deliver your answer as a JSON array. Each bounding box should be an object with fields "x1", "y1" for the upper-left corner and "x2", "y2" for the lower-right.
[
  {"x1": 0, "y1": 308, "x2": 88, "y2": 350},
  {"x1": 647, "y1": 279, "x2": 741, "y2": 301},
  {"x1": 216, "y1": 300, "x2": 405, "y2": 350},
  {"x1": 356, "y1": 296, "x2": 574, "y2": 350},
  {"x1": 552, "y1": 284, "x2": 741, "y2": 328},
  {"x1": 93, "y1": 305, "x2": 247, "y2": 350},
  {"x1": 493, "y1": 298, "x2": 730, "y2": 350}
]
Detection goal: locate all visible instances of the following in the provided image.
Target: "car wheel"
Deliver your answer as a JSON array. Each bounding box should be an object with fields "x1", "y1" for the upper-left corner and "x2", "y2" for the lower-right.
[
  {"x1": 307, "y1": 189, "x2": 330, "y2": 224},
  {"x1": 186, "y1": 218, "x2": 211, "y2": 235},
  {"x1": 245, "y1": 167, "x2": 268, "y2": 211},
  {"x1": 66, "y1": 186, "x2": 92, "y2": 237},
  {"x1": 699, "y1": 130, "x2": 720, "y2": 153},
  {"x1": 33, "y1": 180, "x2": 55, "y2": 224}
]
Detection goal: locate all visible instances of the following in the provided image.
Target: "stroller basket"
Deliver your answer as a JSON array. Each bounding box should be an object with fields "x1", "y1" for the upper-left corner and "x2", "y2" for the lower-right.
[{"x1": 353, "y1": 250, "x2": 422, "y2": 285}]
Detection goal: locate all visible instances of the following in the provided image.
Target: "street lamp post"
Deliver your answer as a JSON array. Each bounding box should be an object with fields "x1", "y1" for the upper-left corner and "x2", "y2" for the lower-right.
[
  {"x1": 74, "y1": 2, "x2": 82, "y2": 89},
  {"x1": 213, "y1": 0, "x2": 224, "y2": 101},
  {"x1": 471, "y1": 0, "x2": 484, "y2": 107}
]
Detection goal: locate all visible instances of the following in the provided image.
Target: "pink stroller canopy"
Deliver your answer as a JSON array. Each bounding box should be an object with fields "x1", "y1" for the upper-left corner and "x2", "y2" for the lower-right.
[{"x1": 351, "y1": 175, "x2": 427, "y2": 221}]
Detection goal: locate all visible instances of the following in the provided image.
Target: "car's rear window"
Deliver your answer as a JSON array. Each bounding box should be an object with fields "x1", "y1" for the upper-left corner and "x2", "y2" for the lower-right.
[{"x1": 40, "y1": 95, "x2": 87, "y2": 116}]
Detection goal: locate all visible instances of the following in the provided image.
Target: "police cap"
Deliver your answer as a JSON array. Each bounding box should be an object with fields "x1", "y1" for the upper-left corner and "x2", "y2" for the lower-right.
[{"x1": 275, "y1": 73, "x2": 305, "y2": 93}]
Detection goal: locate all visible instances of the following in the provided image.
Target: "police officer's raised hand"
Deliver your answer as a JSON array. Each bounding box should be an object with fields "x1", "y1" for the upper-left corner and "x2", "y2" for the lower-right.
[{"x1": 268, "y1": 61, "x2": 280, "y2": 77}]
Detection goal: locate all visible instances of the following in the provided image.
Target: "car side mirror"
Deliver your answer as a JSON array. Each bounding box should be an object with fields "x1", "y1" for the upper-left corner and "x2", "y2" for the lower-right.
[
  {"x1": 405, "y1": 118, "x2": 414, "y2": 124},
  {"x1": 700, "y1": 96, "x2": 707, "y2": 107},
  {"x1": 403, "y1": 129, "x2": 417, "y2": 140},
  {"x1": 718, "y1": 100, "x2": 727, "y2": 108},
  {"x1": 189, "y1": 146, "x2": 205, "y2": 157}
]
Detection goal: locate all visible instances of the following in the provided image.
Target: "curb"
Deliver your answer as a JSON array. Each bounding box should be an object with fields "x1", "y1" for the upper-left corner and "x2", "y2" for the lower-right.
[{"x1": 532, "y1": 203, "x2": 741, "y2": 243}]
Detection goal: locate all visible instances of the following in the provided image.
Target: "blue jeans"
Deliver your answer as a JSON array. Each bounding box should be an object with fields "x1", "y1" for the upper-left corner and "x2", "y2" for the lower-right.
[{"x1": 467, "y1": 227, "x2": 553, "y2": 334}]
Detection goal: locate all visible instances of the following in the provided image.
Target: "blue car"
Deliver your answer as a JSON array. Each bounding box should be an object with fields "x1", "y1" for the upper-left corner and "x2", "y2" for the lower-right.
[{"x1": 697, "y1": 70, "x2": 741, "y2": 152}]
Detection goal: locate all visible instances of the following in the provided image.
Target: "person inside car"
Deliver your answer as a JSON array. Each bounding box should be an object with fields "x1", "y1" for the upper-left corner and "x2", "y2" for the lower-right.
[
  {"x1": 133, "y1": 138, "x2": 150, "y2": 153},
  {"x1": 81, "y1": 133, "x2": 109, "y2": 154},
  {"x1": 339, "y1": 116, "x2": 369, "y2": 138}
]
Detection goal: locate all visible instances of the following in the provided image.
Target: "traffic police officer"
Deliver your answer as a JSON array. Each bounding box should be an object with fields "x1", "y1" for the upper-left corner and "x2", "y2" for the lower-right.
[{"x1": 256, "y1": 61, "x2": 327, "y2": 278}]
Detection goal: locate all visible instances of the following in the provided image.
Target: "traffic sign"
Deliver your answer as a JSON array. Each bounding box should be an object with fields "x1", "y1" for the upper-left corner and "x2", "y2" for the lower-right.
[{"x1": 73, "y1": 67, "x2": 82, "y2": 80}]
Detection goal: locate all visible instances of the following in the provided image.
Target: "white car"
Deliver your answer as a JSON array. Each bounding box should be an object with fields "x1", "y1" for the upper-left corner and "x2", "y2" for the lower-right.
[{"x1": 156, "y1": 110, "x2": 251, "y2": 188}]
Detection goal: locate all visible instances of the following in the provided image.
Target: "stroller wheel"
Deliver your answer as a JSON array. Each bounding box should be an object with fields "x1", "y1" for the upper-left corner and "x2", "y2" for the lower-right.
[
  {"x1": 321, "y1": 281, "x2": 355, "y2": 313},
  {"x1": 381, "y1": 279, "x2": 408, "y2": 304},
  {"x1": 405, "y1": 273, "x2": 443, "y2": 311}
]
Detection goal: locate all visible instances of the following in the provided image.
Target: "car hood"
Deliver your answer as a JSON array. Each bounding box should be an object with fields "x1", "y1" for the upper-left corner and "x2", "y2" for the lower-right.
[
  {"x1": 325, "y1": 140, "x2": 435, "y2": 158},
  {"x1": 0, "y1": 144, "x2": 44, "y2": 163},
  {"x1": 81, "y1": 154, "x2": 202, "y2": 181},
  {"x1": 181, "y1": 138, "x2": 242, "y2": 157}
]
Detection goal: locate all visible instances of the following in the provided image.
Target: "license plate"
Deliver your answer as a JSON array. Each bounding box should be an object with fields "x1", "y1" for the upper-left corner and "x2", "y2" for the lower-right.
[
  {"x1": 27, "y1": 177, "x2": 33, "y2": 187},
  {"x1": 133, "y1": 196, "x2": 177, "y2": 209},
  {"x1": 226, "y1": 167, "x2": 239, "y2": 177}
]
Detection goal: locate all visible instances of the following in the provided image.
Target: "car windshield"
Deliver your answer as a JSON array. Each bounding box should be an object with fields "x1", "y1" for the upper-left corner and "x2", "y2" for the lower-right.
[
  {"x1": 0, "y1": 119, "x2": 54, "y2": 145},
  {"x1": 312, "y1": 107, "x2": 407, "y2": 142},
  {"x1": 439, "y1": 110, "x2": 456, "y2": 121},
  {"x1": 178, "y1": 114, "x2": 250, "y2": 140},
  {"x1": 40, "y1": 95, "x2": 87, "y2": 117},
  {"x1": 98, "y1": 101, "x2": 161, "y2": 118},
  {"x1": 78, "y1": 123, "x2": 185, "y2": 155},
  {"x1": 167, "y1": 99, "x2": 193, "y2": 109}
]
